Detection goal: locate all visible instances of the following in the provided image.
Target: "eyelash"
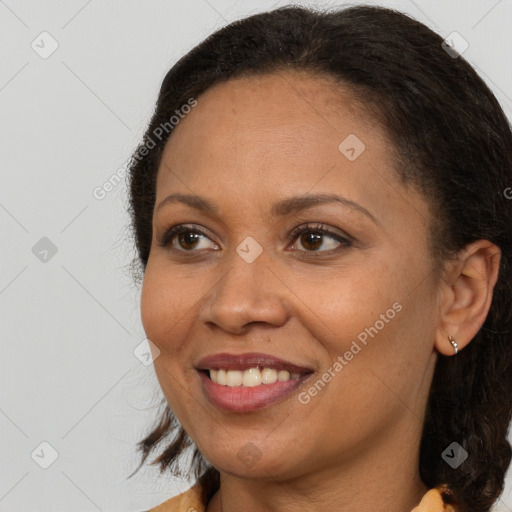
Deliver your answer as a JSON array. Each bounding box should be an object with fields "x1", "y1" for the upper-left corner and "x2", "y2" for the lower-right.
[{"x1": 158, "y1": 223, "x2": 353, "y2": 256}]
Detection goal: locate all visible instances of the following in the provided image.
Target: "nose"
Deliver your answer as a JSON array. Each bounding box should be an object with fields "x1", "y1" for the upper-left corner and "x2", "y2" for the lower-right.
[{"x1": 201, "y1": 252, "x2": 290, "y2": 335}]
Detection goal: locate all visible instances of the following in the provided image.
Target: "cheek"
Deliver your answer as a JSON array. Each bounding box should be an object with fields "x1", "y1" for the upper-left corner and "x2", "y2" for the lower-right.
[
  {"x1": 290, "y1": 257, "x2": 432, "y2": 394},
  {"x1": 315, "y1": 279, "x2": 437, "y2": 423},
  {"x1": 285, "y1": 263, "x2": 395, "y2": 344},
  {"x1": 140, "y1": 267, "x2": 197, "y2": 415},
  {"x1": 140, "y1": 266, "x2": 185, "y2": 352},
  {"x1": 140, "y1": 271, "x2": 163, "y2": 345}
]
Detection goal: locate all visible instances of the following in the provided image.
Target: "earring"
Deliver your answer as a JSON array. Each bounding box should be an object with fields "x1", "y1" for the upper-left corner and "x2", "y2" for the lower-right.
[{"x1": 448, "y1": 334, "x2": 458, "y2": 355}]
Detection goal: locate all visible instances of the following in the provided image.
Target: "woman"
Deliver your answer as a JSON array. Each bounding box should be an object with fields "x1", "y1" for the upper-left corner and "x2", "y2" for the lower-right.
[{"x1": 126, "y1": 4, "x2": 512, "y2": 512}]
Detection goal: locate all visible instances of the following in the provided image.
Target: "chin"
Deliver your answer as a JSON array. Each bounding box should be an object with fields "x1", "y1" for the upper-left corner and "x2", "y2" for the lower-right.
[{"x1": 199, "y1": 439, "x2": 306, "y2": 481}]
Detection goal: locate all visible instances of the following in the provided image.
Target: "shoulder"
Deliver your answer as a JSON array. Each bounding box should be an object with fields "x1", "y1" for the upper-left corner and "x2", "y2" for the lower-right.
[
  {"x1": 145, "y1": 482, "x2": 205, "y2": 512},
  {"x1": 411, "y1": 487, "x2": 457, "y2": 512},
  {"x1": 142, "y1": 483, "x2": 457, "y2": 512}
]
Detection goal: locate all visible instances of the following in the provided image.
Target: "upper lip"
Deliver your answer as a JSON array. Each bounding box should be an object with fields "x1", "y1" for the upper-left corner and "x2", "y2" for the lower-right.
[{"x1": 196, "y1": 352, "x2": 314, "y2": 374}]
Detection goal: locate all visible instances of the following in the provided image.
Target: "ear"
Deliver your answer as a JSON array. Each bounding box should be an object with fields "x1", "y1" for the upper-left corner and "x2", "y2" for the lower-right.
[{"x1": 434, "y1": 239, "x2": 501, "y2": 356}]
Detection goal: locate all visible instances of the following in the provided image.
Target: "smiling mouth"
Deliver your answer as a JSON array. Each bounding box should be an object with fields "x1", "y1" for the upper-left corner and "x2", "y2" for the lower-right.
[
  {"x1": 198, "y1": 368, "x2": 313, "y2": 412},
  {"x1": 195, "y1": 352, "x2": 315, "y2": 411},
  {"x1": 202, "y1": 367, "x2": 308, "y2": 387}
]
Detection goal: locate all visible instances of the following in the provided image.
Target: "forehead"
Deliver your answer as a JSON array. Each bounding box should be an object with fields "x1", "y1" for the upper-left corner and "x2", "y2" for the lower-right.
[
  {"x1": 157, "y1": 71, "x2": 388, "y2": 185},
  {"x1": 167, "y1": 70, "x2": 374, "y2": 144},
  {"x1": 155, "y1": 71, "x2": 430, "y2": 240}
]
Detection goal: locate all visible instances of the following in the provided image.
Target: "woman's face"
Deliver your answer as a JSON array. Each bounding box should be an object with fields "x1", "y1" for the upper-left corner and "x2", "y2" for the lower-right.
[{"x1": 141, "y1": 70, "x2": 442, "y2": 481}]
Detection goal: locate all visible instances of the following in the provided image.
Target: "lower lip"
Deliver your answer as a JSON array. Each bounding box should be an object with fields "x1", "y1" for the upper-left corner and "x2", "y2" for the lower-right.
[{"x1": 198, "y1": 371, "x2": 311, "y2": 412}]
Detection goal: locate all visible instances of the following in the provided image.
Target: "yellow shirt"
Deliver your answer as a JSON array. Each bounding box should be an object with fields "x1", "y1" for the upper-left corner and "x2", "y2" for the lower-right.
[{"x1": 147, "y1": 483, "x2": 456, "y2": 511}]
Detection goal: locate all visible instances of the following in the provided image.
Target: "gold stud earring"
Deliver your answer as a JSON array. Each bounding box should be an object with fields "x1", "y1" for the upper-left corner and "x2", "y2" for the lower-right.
[{"x1": 448, "y1": 334, "x2": 458, "y2": 355}]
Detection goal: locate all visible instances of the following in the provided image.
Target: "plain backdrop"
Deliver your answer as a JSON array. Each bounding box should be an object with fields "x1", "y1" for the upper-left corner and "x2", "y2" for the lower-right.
[{"x1": 1, "y1": 0, "x2": 511, "y2": 510}]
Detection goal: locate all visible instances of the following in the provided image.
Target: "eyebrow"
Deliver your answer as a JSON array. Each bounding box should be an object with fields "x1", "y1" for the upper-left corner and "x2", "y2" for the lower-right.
[{"x1": 156, "y1": 192, "x2": 379, "y2": 225}]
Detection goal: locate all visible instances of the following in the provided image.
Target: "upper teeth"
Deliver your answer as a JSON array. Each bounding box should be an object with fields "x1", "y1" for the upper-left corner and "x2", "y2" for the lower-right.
[{"x1": 209, "y1": 367, "x2": 301, "y2": 387}]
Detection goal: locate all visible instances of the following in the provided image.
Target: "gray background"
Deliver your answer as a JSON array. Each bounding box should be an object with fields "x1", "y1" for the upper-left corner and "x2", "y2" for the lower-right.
[{"x1": 1, "y1": 0, "x2": 511, "y2": 510}]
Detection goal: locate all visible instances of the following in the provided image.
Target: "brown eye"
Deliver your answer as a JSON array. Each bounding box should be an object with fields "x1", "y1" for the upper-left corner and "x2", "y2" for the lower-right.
[
  {"x1": 177, "y1": 231, "x2": 201, "y2": 250},
  {"x1": 300, "y1": 232, "x2": 323, "y2": 251},
  {"x1": 159, "y1": 225, "x2": 218, "y2": 252},
  {"x1": 289, "y1": 223, "x2": 352, "y2": 254}
]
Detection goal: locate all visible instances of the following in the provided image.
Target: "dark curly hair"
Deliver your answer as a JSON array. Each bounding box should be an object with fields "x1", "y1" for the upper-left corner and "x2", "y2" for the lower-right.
[{"x1": 125, "y1": 5, "x2": 512, "y2": 511}]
